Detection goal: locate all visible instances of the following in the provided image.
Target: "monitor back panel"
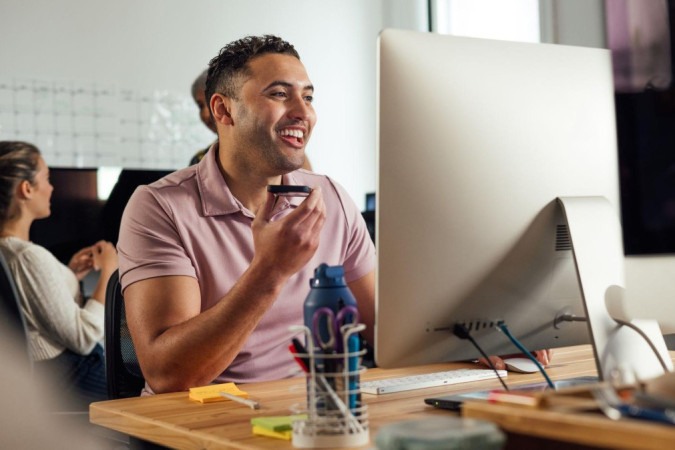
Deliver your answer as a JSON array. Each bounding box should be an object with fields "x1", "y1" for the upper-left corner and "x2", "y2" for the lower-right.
[{"x1": 376, "y1": 30, "x2": 620, "y2": 367}]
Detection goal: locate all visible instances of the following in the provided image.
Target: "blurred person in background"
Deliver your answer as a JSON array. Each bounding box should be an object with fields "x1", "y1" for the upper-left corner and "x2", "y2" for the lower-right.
[{"x1": 0, "y1": 140, "x2": 118, "y2": 409}]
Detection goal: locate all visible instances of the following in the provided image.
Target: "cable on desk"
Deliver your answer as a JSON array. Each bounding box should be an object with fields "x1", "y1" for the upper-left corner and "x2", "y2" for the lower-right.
[
  {"x1": 613, "y1": 318, "x2": 670, "y2": 372},
  {"x1": 558, "y1": 313, "x2": 670, "y2": 373},
  {"x1": 453, "y1": 323, "x2": 510, "y2": 391},
  {"x1": 496, "y1": 323, "x2": 555, "y2": 389}
]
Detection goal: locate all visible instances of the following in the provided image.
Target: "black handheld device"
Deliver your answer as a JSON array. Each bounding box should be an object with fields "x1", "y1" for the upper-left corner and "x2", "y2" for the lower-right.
[{"x1": 267, "y1": 185, "x2": 312, "y2": 197}]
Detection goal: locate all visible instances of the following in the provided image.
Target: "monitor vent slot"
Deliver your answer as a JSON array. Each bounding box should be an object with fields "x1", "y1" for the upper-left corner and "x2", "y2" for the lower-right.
[
  {"x1": 555, "y1": 224, "x2": 572, "y2": 251},
  {"x1": 459, "y1": 319, "x2": 503, "y2": 332}
]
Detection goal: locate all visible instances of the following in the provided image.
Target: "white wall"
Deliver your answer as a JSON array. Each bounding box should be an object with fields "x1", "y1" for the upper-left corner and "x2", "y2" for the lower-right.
[
  {"x1": 0, "y1": 0, "x2": 385, "y2": 209},
  {"x1": 0, "y1": 0, "x2": 611, "y2": 210}
]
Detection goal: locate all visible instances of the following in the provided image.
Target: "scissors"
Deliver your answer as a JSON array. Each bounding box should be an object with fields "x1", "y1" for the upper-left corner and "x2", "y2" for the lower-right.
[{"x1": 311, "y1": 305, "x2": 360, "y2": 353}]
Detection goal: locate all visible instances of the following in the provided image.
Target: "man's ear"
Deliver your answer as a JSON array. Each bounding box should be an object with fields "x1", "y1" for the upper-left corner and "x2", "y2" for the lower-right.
[{"x1": 210, "y1": 93, "x2": 234, "y2": 126}]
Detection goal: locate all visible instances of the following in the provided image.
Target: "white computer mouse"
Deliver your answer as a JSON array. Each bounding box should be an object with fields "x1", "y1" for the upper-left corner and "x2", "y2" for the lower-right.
[{"x1": 503, "y1": 357, "x2": 541, "y2": 374}]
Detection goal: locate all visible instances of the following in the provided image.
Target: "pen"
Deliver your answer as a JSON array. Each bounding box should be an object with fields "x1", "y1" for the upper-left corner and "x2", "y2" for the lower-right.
[
  {"x1": 290, "y1": 339, "x2": 311, "y2": 370},
  {"x1": 219, "y1": 391, "x2": 260, "y2": 410}
]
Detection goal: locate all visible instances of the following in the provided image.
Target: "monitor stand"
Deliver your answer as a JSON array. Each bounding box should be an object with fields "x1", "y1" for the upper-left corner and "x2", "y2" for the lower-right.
[
  {"x1": 425, "y1": 196, "x2": 672, "y2": 412},
  {"x1": 558, "y1": 196, "x2": 672, "y2": 382}
]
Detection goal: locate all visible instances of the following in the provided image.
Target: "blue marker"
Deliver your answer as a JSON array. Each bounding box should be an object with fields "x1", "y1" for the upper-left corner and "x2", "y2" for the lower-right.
[{"x1": 347, "y1": 333, "x2": 361, "y2": 414}]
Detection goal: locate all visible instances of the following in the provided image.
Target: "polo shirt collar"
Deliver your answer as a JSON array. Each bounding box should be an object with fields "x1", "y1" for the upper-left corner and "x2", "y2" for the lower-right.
[
  {"x1": 197, "y1": 144, "x2": 240, "y2": 216},
  {"x1": 196, "y1": 144, "x2": 305, "y2": 217}
]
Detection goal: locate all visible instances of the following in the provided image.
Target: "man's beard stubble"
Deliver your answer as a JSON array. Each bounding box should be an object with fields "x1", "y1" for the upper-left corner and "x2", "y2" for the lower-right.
[{"x1": 235, "y1": 106, "x2": 305, "y2": 174}]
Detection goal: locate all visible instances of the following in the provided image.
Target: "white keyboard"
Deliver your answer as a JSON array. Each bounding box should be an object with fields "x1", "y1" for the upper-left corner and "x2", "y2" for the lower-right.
[{"x1": 360, "y1": 368, "x2": 508, "y2": 395}]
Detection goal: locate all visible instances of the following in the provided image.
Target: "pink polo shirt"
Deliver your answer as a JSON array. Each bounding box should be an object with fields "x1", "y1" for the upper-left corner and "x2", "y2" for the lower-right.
[{"x1": 117, "y1": 147, "x2": 375, "y2": 385}]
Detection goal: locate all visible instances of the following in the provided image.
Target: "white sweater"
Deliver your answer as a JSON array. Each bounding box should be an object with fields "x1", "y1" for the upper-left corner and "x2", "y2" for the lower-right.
[{"x1": 0, "y1": 237, "x2": 104, "y2": 361}]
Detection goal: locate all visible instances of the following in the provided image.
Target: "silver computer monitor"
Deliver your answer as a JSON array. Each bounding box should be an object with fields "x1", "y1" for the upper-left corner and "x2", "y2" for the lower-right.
[{"x1": 375, "y1": 29, "x2": 623, "y2": 369}]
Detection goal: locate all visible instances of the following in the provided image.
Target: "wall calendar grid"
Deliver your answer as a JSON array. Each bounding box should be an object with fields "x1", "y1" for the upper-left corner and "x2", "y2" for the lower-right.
[{"x1": 0, "y1": 78, "x2": 213, "y2": 169}]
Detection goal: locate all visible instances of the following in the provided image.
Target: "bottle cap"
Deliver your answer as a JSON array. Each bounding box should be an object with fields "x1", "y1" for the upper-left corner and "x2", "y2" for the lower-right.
[{"x1": 309, "y1": 263, "x2": 346, "y2": 288}]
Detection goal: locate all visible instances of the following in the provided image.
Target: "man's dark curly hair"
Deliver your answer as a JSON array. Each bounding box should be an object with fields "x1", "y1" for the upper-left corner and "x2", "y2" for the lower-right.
[{"x1": 205, "y1": 35, "x2": 300, "y2": 108}]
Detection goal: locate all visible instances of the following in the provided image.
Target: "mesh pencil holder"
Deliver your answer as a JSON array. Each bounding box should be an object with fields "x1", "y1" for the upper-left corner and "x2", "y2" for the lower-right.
[{"x1": 289, "y1": 324, "x2": 369, "y2": 448}]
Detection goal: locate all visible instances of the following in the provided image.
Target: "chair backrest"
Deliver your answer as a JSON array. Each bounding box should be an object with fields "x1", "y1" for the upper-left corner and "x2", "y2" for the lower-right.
[
  {"x1": 0, "y1": 250, "x2": 32, "y2": 368},
  {"x1": 361, "y1": 210, "x2": 375, "y2": 244},
  {"x1": 104, "y1": 269, "x2": 145, "y2": 399}
]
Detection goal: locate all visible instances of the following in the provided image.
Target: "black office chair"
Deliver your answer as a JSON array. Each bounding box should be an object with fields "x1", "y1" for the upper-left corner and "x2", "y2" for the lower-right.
[
  {"x1": 361, "y1": 210, "x2": 375, "y2": 244},
  {"x1": 104, "y1": 271, "x2": 171, "y2": 449},
  {"x1": 105, "y1": 269, "x2": 145, "y2": 399}
]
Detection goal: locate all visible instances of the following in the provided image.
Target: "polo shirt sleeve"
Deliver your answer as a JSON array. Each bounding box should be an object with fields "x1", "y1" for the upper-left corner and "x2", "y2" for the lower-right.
[
  {"x1": 117, "y1": 185, "x2": 196, "y2": 291},
  {"x1": 326, "y1": 178, "x2": 376, "y2": 283}
]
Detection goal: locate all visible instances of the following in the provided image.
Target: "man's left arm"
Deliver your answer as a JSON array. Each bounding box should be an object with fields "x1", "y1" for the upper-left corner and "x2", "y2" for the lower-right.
[{"x1": 347, "y1": 270, "x2": 375, "y2": 345}]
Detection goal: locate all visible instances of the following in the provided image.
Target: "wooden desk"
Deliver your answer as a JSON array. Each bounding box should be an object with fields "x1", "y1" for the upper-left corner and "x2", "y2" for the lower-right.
[
  {"x1": 463, "y1": 398, "x2": 675, "y2": 450},
  {"x1": 89, "y1": 346, "x2": 671, "y2": 449}
]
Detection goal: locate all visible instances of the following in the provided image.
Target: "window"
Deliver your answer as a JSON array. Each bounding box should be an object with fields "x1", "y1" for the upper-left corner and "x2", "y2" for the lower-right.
[{"x1": 432, "y1": 0, "x2": 540, "y2": 43}]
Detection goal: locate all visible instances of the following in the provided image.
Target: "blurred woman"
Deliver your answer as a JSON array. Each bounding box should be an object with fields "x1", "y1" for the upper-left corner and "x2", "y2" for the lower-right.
[{"x1": 0, "y1": 141, "x2": 117, "y2": 409}]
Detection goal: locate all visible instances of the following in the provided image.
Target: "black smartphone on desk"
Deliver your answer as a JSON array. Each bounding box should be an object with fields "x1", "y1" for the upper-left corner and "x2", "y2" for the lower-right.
[
  {"x1": 267, "y1": 185, "x2": 312, "y2": 197},
  {"x1": 425, "y1": 390, "x2": 495, "y2": 411}
]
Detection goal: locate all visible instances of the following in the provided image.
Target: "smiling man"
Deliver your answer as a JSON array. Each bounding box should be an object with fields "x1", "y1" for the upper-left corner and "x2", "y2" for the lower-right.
[
  {"x1": 116, "y1": 35, "x2": 375, "y2": 394},
  {"x1": 189, "y1": 67, "x2": 312, "y2": 170}
]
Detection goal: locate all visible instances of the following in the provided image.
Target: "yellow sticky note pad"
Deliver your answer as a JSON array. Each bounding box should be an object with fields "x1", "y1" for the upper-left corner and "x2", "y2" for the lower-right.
[
  {"x1": 252, "y1": 425, "x2": 292, "y2": 440},
  {"x1": 251, "y1": 414, "x2": 307, "y2": 432},
  {"x1": 189, "y1": 382, "x2": 248, "y2": 404}
]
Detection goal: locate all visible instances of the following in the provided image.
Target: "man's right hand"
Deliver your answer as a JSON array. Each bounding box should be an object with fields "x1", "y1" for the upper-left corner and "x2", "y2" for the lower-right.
[{"x1": 250, "y1": 187, "x2": 326, "y2": 280}]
